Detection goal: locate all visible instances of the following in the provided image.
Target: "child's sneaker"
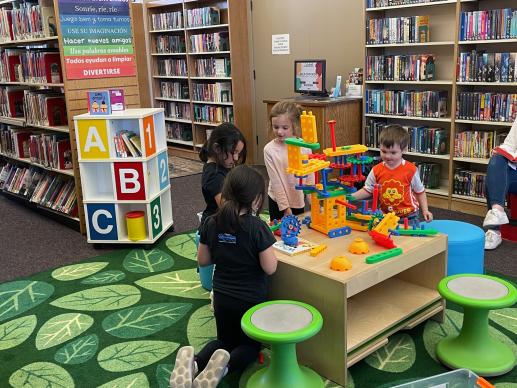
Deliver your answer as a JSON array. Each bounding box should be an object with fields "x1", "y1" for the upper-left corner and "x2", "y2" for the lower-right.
[
  {"x1": 485, "y1": 229, "x2": 502, "y2": 250},
  {"x1": 209, "y1": 290, "x2": 214, "y2": 312},
  {"x1": 483, "y1": 208, "x2": 509, "y2": 228},
  {"x1": 193, "y1": 349, "x2": 230, "y2": 388},
  {"x1": 170, "y1": 346, "x2": 196, "y2": 388}
]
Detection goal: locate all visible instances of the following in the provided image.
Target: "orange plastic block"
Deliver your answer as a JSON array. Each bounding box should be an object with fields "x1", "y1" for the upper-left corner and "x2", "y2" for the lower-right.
[
  {"x1": 330, "y1": 256, "x2": 352, "y2": 271},
  {"x1": 310, "y1": 244, "x2": 327, "y2": 256},
  {"x1": 348, "y1": 238, "x2": 369, "y2": 254}
]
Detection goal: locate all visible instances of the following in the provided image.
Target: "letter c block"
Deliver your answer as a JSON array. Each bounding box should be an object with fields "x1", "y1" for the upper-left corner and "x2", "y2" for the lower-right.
[
  {"x1": 114, "y1": 162, "x2": 146, "y2": 200},
  {"x1": 86, "y1": 203, "x2": 118, "y2": 241}
]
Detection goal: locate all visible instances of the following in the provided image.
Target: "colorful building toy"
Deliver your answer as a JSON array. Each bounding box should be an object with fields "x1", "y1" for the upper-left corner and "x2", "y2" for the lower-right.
[
  {"x1": 280, "y1": 215, "x2": 302, "y2": 247},
  {"x1": 330, "y1": 256, "x2": 353, "y2": 271},
  {"x1": 310, "y1": 244, "x2": 327, "y2": 257},
  {"x1": 365, "y1": 248, "x2": 403, "y2": 264},
  {"x1": 348, "y1": 238, "x2": 370, "y2": 254}
]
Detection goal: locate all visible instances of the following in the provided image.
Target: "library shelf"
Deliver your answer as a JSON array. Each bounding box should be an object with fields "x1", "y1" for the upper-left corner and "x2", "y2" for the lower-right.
[
  {"x1": 426, "y1": 187, "x2": 450, "y2": 196},
  {"x1": 454, "y1": 119, "x2": 514, "y2": 127},
  {"x1": 151, "y1": 52, "x2": 187, "y2": 56},
  {"x1": 365, "y1": 80, "x2": 453, "y2": 85},
  {"x1": 189, "y1": 76, "x2": 232, "y2": 80},
  {"x1": 0, "y1": 116, "x2": 25, "y2": 126},
  {"x1": 0, "y1": 153, "x2": 74, "y2": 177},
  {"x1": 188, "y1": 51, "x2": 231, "y2": 55},
  {"x1": 365, "y1": 114, "x2": 452, "y2": 122},
  {"x1": 366, "y1": 41, "x2": 454, "y2": 48},
  {"x1": 0, "y1": 81, "x2": 64, "y2": 87},
  {"x1": 366, "y1": 0, "x2": 457, "y2": 12},
  {"x1": 164, "y1": 117, "x2": 192, "y2": 124},
  {"x1": 149, "y1": 28, "x2": 184, "y2": 33},
  {"x1": 453, "y1": 156, "x2": 489, "y2": 165},
  {"x1": 452, "y1": 194, "x2": 486, "y2": 203},
  {"x1": 155, "y1": 97, "x2": 191, "y2": 103},
  {"x1": 185, "y1": 23, "x2": 229, "y2": 31},
  {"x1": 193, "y1": 121, "x2": 222, "y2": 127},
  {"x1": 368, "y1": 147, "x2": 451, "y2": 160},
  {"x1": 456, "y1": 82, "x2": 517, "y2": 87},
  {"x1": 153, "y1": 75, "x2": 189, "y2": 79},
  {"x1": 31, "y1": 124, "x2": 70, "y2": 133},
  {"x1": 0, "y1": 36, "x2": 59, "y2": 47},
  {"x1": 192, "y1": 100, "x2": 233, "y2": 106},
  {"x1": 167, "y1": 138, "x2": 194, "y2": 146},
  {"x1": 458, "y1": 38, "x2": 517, "y2": 45}
]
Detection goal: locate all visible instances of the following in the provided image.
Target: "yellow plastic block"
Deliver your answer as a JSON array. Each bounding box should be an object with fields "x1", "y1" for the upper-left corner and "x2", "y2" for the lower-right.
[
  {"x1": 286, "y1": 160, "x2": 330, "y2": 176},
  {"x1": 345, "y1": 220, "x2": 369, "y2": 232},
  {"x1": 330, "y1": 256, "x2": 352, "y2": 271},
  {"x1": 323, "y1": 144, "x2": 369, "y2": 157},
  {"x1": 301, "y1": 111, "x2": 318, "y2": 144},
  {"x1": 373, "y1": 212, "x2": 400, "y2": 236},
  {"x1": 348, "y1": 238, "x2": 370, "y2": 254},
  {"x1": 310, "y1": 244, "x2": 327, "y2": 257}
]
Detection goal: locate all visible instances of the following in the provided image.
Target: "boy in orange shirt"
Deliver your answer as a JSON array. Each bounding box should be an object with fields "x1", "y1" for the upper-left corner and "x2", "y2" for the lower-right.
[{"x1": 352, "y1": 125, "x2": 433, "y2": 222}]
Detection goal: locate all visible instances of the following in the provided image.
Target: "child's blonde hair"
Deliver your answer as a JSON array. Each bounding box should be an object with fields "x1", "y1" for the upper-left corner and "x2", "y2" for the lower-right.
[
  {"x1": 379, "y1": 124, "x2": 409, "y2": 150},
  {"x1": 269, "y1": 101, "x2": 302, "y2": 136}
]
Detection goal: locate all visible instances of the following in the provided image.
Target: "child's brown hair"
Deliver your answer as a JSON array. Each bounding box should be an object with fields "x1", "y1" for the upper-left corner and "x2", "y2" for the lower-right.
[
  {"x1": 379, "y1": 125, "x2": 409, "y2": 150},
  {"x1": 269, "y1": 101, "x2": 302, "y2": 136}
]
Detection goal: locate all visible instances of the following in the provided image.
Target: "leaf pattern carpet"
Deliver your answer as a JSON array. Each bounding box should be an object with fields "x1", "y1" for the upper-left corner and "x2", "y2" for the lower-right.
[{"x1": 0, "y1": 231, "x2": 516, "y2": 388}]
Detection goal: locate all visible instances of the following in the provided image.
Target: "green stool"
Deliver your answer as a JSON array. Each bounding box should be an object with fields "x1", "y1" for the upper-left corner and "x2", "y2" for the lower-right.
[
  {"x1": 437, "y1": 274, "x2": 517, "y2": 376},
  {"x1": 241, "y1": 300, "x2": 324, "y2": 388}
]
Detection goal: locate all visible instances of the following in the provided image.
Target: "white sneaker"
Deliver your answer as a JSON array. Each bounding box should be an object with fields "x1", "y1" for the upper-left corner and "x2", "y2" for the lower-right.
[
  {"x1": 170, "y1": 346, "x2": 196, "y2": 388},
  {"x1": 193, "y1": 349, "x2": 230, "y2": 388},
  {"x1": 485, "y1": 229, "x2": 502, "y2": 250},
  {"x1": 483, "y1": 208, "x2": 509, "y2": 228}
]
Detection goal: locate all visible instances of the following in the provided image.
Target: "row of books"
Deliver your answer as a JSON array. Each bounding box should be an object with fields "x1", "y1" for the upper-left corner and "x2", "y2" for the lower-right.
[
  {"x1": 166, "y1": 122, "x2": 192, "y2": 142},
  {"x1": 454, "y1": 130, "x2": 506, "y2": 159},
  {"x1": 0, "y1": 86, "x2": 24, "y2": 118},
  {"x1": 364, "y1": 120, "x2": 447, "y2": 155},
  {"x1": 193, "y1": 105, "x2": 233, "y2": 124},
  {"x1": 0, "y1": 162, "x2": 77, "y2": 216},
  {"x1": 151, "y1": 10, "x2": 183, "y2": 31},
  {"x1": 459, "y1": 9, "x2": 517, "y2": 41},
  {"x1": 0, "y1": 3, "x2": 55, "y2": 42},
  {"x1": 113, "y1": 130, "x2": 142, "y2": 158},
  {"x1": 453, "y1": 168, "x2": 486, "y2": 198},
  {"x1": 185, "y1": 7, "x2": 220, "y2": 28},
  {"x1": 365, "y1": 89, "x2": 448, "y2": 118},
  {"x1": 160, "y1": 81, "x2": 189, "y2": 100},
  {"x1": 27, "y1": 133, "x2": 71, "y2": 170},
  {"x1": 193, "y1": 58, "x2": 231, "y2": 78},
  {"x1": 158, "y1": 101, "x2": 191, "y2": 120},
  {"x1": 366, "y1": 54, "x2": 435, "y2": 81},
  {"x1": 457, "y1": 51, "x2": 516, "y2": 83},
  {"x1": 157, "y1": 59, "x2": 188, "y2": 77},
  {"x1": 155, "y1": 35, "x2": 186, "y2": 54},
  {"x1": 366, "y1": 15, "x2": 430, "y2": 45},
  {"x1": 190, "y1": 32, "x2": 229, "y2": 53},
  {"x1": 192, "y1": 82, "x2": 232, "y2": 103},
  {"x1": 23, "y1": 90, "x2": 66, "y2": 127},
  {"x1": 367, "y1": 0, "x2": 443, "y2": 8},
  {"x1": 415, "y1": 162, "x2": 441, "y2": 189},
  {"x1": 456, "y1": 92, "x2": 517, "y2": 122},
  {"x1": 0, "y1": 49, "x2": 62, "y2": 84}
]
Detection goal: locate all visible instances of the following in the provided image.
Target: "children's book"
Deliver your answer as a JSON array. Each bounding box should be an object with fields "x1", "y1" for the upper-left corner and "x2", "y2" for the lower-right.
[
  {"x1": 87, "y1": 91, "x2": 111, "y2": 115},
  {"x1": 273, "y1": 238, "x2": 318, "y2": 256}
]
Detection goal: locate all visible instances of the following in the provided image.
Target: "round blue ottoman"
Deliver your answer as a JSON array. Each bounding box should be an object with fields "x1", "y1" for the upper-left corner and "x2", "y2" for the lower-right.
[{"x1": 427, "y1": 220, "x2": 484, "y2": 276}]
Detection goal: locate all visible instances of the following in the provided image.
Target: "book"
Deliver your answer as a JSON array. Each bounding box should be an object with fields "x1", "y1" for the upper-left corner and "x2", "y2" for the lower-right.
[{"x1": 87, "y1": 89, "x2": 125, "y2": 115}]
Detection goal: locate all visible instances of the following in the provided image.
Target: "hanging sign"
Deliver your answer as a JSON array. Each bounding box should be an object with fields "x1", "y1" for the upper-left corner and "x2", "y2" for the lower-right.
[{"x1": 58, "y1": 0, "x2": 136, "y2": 79}]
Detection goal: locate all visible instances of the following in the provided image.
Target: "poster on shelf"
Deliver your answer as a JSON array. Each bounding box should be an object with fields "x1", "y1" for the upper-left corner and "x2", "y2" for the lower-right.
[{"x1": 57, "y1": 0, "x2": 136, "y2": 79}]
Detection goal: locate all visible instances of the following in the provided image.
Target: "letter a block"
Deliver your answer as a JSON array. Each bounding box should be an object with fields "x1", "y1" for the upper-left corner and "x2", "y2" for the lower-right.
[
  {"x1": 114, "y1": 162, "x2": 146, "y2": 200},
  {"x1": 86, "y1": 203, "x2": 118, "y2": 241},
  {"x1": 77, "y1": 119, "x2": 109, "y2": 159}
]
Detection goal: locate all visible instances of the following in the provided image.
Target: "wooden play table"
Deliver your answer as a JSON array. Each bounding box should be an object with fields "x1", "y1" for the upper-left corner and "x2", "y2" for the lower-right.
[{"x1": 268, "y1": 226, "x2": 447, "y2": 386}]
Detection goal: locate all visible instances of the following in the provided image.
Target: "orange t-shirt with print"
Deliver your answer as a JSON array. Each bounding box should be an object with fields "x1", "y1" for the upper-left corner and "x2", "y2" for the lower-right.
[{"x1": 370, "y1": 161, "x2": 422, "y2": 217}]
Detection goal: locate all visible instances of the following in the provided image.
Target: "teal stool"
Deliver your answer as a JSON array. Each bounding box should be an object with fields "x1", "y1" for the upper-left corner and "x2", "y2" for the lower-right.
[
  {"x1": 241, "y1": 300, "x2": 324, "y2": 388},
  {"x1": 437, "y1": 274, "x2": 517, "y2": 376}
]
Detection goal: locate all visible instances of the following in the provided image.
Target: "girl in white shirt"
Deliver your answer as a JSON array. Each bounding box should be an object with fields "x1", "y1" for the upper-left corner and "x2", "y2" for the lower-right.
[{"x1": 264, "y1": 101, "x2": 313, "y2": 221}]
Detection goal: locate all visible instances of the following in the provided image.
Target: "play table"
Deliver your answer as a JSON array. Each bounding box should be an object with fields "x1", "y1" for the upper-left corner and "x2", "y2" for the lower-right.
[{"x1": 268, "y1": 226, "x2": 447, "y2": 386}]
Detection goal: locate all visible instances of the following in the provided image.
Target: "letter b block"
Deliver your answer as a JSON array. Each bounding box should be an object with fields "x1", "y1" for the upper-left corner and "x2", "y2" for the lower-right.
[
  {"x1": 86, "y1": 204, "x2": 118, "y2": 241},
  {"x1": 114, "y1": 162, "x2": 146, "y2": 200}
]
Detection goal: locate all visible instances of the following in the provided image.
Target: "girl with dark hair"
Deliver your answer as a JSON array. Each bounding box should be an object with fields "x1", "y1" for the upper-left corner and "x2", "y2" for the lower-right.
[
  {"x1": 170, "y1": 165, "x2": 277, "y2": 387},
  {"x1": 198, "y1": 122, "x2": 247, "y2": 229}
]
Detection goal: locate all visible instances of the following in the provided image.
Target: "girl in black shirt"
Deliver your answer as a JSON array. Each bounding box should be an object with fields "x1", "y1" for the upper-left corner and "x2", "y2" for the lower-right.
[{"x1": 170, "y1": 165, "x2": 277, "y2": 388}]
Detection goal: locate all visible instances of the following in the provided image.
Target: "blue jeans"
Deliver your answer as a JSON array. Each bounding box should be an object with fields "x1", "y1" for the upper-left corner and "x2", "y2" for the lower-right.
[{"x1": 485, "y1": 154, "x2": 517, "y2": 209}]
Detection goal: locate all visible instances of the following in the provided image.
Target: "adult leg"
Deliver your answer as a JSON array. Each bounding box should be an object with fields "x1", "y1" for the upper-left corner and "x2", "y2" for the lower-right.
[
  {"x1": 485, "y1": 154, "x2": 517, "y2": 211},
  {"x1": 268, "y1": 196, "x2": 284, "y2": 221}
]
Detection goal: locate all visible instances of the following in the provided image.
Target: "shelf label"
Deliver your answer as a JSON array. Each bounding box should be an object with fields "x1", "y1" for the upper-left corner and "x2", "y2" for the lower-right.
[
  {"x1": 150, "y1": 196, "x2": 163, "y2": 238},
  {"x1": 143, "y1": 115, "x2": 156, "y2": 157},
  {"x1": 157, "y1": 152, "x2": 169, "y2": 191},
  {"x1": 114, "y1": 162, "x2": 146, "y2": 200},
  {"x1": 77, "y1": 119, "x2": 109, "y2": 159},
  {"x1": 86, "y1": 203, "x2": 118, "y2": 241}
]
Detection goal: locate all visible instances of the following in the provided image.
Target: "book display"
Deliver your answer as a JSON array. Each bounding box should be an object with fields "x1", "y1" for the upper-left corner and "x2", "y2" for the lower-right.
[
  {"x1": 364, "y1": 0, "x2": 517, "y2": 216},
  {"x1": 74, "y1": 108, "x2": 173, "y2": 244},
  {"x1": 144, "y1": 0, "x2": 253, "y2": 160},
  {"x1": 0, "y1": 0, "x2": 79, "y2": 224}
]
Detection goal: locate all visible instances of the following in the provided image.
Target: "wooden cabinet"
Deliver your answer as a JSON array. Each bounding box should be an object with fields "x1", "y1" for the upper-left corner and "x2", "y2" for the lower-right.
[{"x1": 264, "y1": 97, "x2": 362, "y2": 149}]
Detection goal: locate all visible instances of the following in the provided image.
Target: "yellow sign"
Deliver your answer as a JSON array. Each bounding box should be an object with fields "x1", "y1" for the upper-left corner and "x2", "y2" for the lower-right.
[{"x1": 77, "y1": 119, "x2": 109, "y2": 159}]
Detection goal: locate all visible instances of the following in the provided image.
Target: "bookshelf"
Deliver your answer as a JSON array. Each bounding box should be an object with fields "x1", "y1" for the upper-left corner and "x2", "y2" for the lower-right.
[
  {"x1": 363, "y1": 0, "x2": 517, "y2": 217},
  {"x1": 143, "y1": 0, "x2": 253, "y2": 161},
  {"x1": 74, "y1": 108, "x2": 173, "y2": 244}
]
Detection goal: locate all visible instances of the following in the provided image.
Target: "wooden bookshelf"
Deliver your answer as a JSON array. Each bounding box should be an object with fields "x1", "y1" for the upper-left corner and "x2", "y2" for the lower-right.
[
  {"x1": 143, "y1": 0, "x2": 253, "y2": 161},
  {"x1": 363, "y1": 0, "x2": 517, "y2": 217}
]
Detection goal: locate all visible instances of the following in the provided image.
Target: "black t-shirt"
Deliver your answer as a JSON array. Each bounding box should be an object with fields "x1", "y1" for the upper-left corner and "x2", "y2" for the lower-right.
[
  {"x1": 199, "y1": 214, "x2": 277, "y2": 304},
  {"x1": 200, "y1": 163, "x2": 229, "y2": 228}
]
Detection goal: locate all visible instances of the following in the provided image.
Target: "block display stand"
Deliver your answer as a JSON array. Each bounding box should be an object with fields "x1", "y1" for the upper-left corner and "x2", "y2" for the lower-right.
[{"x1": 74, "y1": 108, "x2": 173, "y2": 244}]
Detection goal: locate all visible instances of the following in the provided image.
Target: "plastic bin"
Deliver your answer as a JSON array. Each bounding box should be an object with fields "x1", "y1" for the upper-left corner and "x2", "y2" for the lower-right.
[{"x1": 390, "y1": 369, "x2": 494, "y2": 388}]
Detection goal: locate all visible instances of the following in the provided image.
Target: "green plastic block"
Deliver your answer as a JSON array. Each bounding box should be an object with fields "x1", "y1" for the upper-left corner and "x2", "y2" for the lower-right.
[
  {"x1": 365, "y1": 248, "x2": 403, "y2": 264},
  {"x1": 284, "y1": 137, "x2": 321, "y2": 150},
  {"x1": 395, "y1": 229, "x2": 438, "y2": 236}
]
